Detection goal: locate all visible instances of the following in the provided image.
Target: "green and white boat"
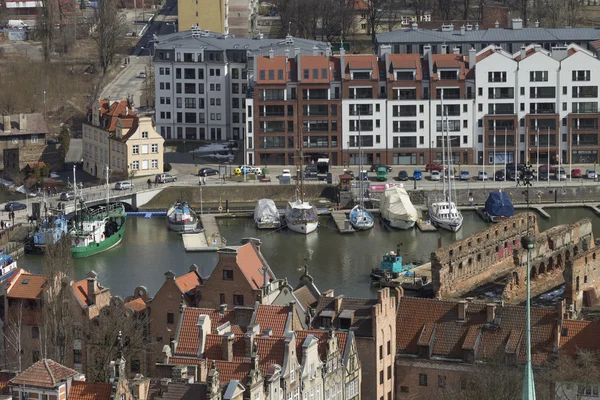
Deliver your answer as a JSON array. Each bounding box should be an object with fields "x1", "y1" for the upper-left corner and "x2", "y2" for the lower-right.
[{"x1": 70, "y1": 166, "x2": 126, "y2": 258}]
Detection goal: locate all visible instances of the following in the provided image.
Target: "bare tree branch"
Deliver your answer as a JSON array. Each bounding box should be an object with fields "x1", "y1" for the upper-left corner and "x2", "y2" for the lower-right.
[
  {"x1": 3, "y1": 300, "x2": 24, "y2": 372},
  {"x1": 91, "y1": 0, "x2": 128, "y2": 74}
]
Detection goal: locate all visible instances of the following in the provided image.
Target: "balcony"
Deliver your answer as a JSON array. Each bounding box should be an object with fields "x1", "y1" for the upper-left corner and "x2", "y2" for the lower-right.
[
  {"x1": 573, "y1": 120, "x2": 599, "y2": 131},
  {"x1": 572, "y1": 134, "x2": 598, "y2": 146}
]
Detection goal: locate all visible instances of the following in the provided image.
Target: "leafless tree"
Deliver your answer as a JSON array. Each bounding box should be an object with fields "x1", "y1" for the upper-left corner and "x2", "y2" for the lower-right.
[
  {"x1": 364, "y1": 0, "x2": 405, "y2": 45},
  {"x1": 37, "y1": 0, "x2": 57, "y2": 62},
  {"x1": 3, "y1": 300, "x2": 24, "y2": 372},
  {"x1": 91, "y1": 0, "x2": 128, "y2": 74},
  {"x1": 84, "y1": 298, "x2": 149, "y2": 382},
  {"x1": 406, "y1": 0, "x2": 435, "y2": 26},
  {"x1": 540, "y1": 350, "x2": 600, "y2": 400},
  {"x1": 39, "y1": 237, "x2": 74, "y2": 365}
]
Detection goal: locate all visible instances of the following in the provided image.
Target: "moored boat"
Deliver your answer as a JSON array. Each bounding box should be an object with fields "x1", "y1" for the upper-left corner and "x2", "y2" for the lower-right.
[
  {"x1": 379, "y1": 186, "x2": 418, "y2": 229},
  {"x1": 254, "y1": 199, "x2": 281, "y2": 229},
  {"x1": 33, "y1": 213, "x2": 69, "y2": 251},
  {"x1": 167, "y1": 201, "x2": 198, "y2": 232},
  {"x1": 371, "y1": 250, "x2": 414, "y2": 281},
  {"x1": 0, "y1": 252, "x2": 17, "y2": 283},
  {"x1": 349, "y1": 205, "x2": 374, "y2": 230},
  {"x1": 483, "y1": 191, "x2": 514, "y2": 223},
  {"x1": 285, "y1": 199, "x2": 318, "y2": 234}
]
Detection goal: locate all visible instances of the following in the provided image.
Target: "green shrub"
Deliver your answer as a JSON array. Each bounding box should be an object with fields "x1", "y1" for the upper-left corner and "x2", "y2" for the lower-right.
[{"x1": 163, "y1": 162, "x2": 172, "y2": 172}]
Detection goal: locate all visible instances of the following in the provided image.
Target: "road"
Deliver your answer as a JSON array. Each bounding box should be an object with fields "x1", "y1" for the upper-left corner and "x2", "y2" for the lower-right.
[
  {"x1": 65, "y1": 139, "x2": 82, "y2": 163},
  {"x1": 100, "y1": 0, "x2": 177, "y2": 107}
]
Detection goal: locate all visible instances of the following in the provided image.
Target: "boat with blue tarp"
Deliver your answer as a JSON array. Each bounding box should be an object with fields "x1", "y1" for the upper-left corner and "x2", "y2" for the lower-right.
[{"x1": 483, "y1": 191, "x2": 514, "y2": 223}]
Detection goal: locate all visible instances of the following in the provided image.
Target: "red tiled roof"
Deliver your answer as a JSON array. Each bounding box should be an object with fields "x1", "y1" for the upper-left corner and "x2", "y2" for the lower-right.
[
  {"x1": 396, "y1": 297, "x2": 558, "y2": 365},
  {"x1": 68, "y1": 381, "x2": 112, "y2": 400},
  {"x1": 200, "y1": 334, "x2": 246, "y2": 360},
  {"x1": 254, "y1": 305, "x2": 289, "y2": 337},
  {"x1": 256, "y1": 56, "x2": 289, "y2": 83},
  {"x1": 235, "y1": 243, "x2": 272, "y2": 290},
  {"x1": 7, "y1": 272, "x2": 47, "y2": 299},
  {"x1": 72, "y1": 278, "x2": 105, "y2": 307},
  {"x1": 559, "y1": 320, "x2": 600, "y2": 356},
  {"x1": 295, "y1": 330, "x2": 330, "y2": 359},
  {"x1": 432, "y1": 54, "x2": 468, "y2": 80},
  {"x1": 255, "y1": 337, "x2": 286, "y2": 371},
  {"x1": 175, "y1": 271, "x2": 202, "y2": 294},
  {"x1": 213, "y1": 360, "x2": 251, "y2": 383},
  {"x1": 299, "y1": 56, "x2": 335, "y2": 83},
  {"x1": 313, "y1": 296, "x2": 378, "y2": 337},
  {"x1": 387, "y1": 54, "x2": 422, "y2": 80},
  {"x1": 176, "y1": 307, "x2": 239, "y2": 356},
  {"x1": 10, "y1": 359, "x2": 79, "y2": 388},
  {"x1": 124, "y1": 297, "x2": 147, "y2": 312},
  {"x1": 513, "y1": 47, "x2": 536, "y2": 61},
  {"x1": 293, "y1": 286, "x2": 318, "y2": 310}
]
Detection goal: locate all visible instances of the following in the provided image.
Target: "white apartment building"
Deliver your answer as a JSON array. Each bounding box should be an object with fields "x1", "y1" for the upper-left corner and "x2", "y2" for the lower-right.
[
  {"x1": 342, "y1": 99, "x2": 387, "y2": 165},
  {"x1": 473, "y1": 43, "x2": 600, "y2": 166},
  {"x1": 153, "y1": 30, "x2": 330, "y2": 141}
]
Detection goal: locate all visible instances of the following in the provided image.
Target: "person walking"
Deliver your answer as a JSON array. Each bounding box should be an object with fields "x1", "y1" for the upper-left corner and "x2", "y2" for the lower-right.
[
  {"x1": 516, "y1": 176, "x2": 521, "y2": 187},
  {"x1": 147, "y1": 178, "x2": 152, "y2": 189}
]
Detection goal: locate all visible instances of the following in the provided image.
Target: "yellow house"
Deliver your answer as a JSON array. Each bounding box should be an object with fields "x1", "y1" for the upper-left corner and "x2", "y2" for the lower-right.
[
  {"x1": 111, "y1": 116, "x2": 164, "y2": 178},
  {"x1": 178, "y1": 0, "x2": 225, "y2": 33}
]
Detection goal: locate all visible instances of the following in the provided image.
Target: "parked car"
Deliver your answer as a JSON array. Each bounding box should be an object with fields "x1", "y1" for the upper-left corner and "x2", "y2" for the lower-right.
[
  {"x1": 459, "y1": 170, "x2": 471, "y2": 180},
  {"x1": 506, "y1": 169, "x2": 517, "y2": 181},
  {"x1": 397, "y1": 170, "x2": 409, "y2": 181},
  {"x1": 305, "y1": 164, "x2": 318, "y2": 177},
  {"x1": 370, "y1": 164, "x2": 392, "y2": 173},
  {"x1": 114, "y1": 181, "x2": 134, "y2": 190},
  {"x1": 60, "y1": 191, "x2": 75, "y2": 201},
  {"x1": 4, "y1": 201, "x2": 26, "y2": 211},
  {"x1": 156, "y1": 173, "x2": 177, "y2": 183},
  {"x1": 586, "y1": 169, "x2": 598, "y2": 180},
  {"x1": 238, "y1": 165, "x2": 261, "y2": 175},
  {"x1": 554, "y1": 168, "x2": 567, "y2": 180},
  {"x1": 198, "y1": 167, "x2": 219, "y2": 177},
  {"x1": 138, "y1": 71, "x2": 147, "y2": 78},
  {"x1": 425, "y1": 163, "x2": 444, "y2": 172},
  {"x1": 477, "y1": 171, "x2": 488, "y2": 181},
  {"x1": 539, "y1": 168, "x2": 549, "y2": 181},
  {"x1": 49, "y1": 172, "x2": 60, "y2": 179},
  {"x1": 494, "y1": 169, "x2": 505, "y2": 181},
  {"x1": 506, "y1": 163, "x2": 525, "y2": 172},
  {"x1": 430, "y1": 171, "x2": 441, "y2": 181},
  {"x1": 571, "y1": 168, "x2": 583, "y2": 178},
  {"x1": 47, "y1": 139, "x2": 58, "y2": 144},
  {"x1": 413, "y1": 169, "x2": 423, "y2": 180}
]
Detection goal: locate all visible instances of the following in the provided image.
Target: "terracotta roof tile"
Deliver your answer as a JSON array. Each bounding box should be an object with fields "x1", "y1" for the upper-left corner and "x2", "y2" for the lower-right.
[
  {"x1": 462, "y1": 326, "x2": 481, "y2": 350},
  {"x1": 387, "y1": 54, "x2": 422, "y2": 80},
  {"x1": 255, "y1": 337, "x2": 285, "y2": 370},
  {"x1": 295, "y1": 330, "x2": 329, "y2": 359},
  {"x1": 7, "y1": 272, "x2": 47, "y2": 299},
  {"x1": 68, "y1": 381, "x2": 112, "y2": 400},
  {"x1": 256, "y1": 56, "x2": 289, "y2": 83},
  {"x1": 396, "y1": 297, "x2": 558, "y2": 365},
  {"x1": 254, "y1": 305, "x2": 289, "y2": 337},
  {"x1": 559, "y1": 320, "x2": 600, "y2": 356},
  {"x1": 200, "y1": 334, "x2": 246, "y2": 360},
  {"x1": 299, "y1": 56, "x2": 334, "y2": 83},
  {"x1": 176, "y1": 307, "x2": 240, "y2": 356},
  {"x1": 505, "y1": 329, "x2": 522, "y2": 354},
  {"x1": 175, "y1": 271, "x2": 202, "y2": 294},
  {"x1": 213, "y1": 360, "x2": 251, "y2": 384},
  {"x1": 339, "y1": 55, "x2": 379, "y2": 80},
  {"x1": 124, "y1": 297, "x2": 148, "y2": 313},
  {"x1": 169, "y1": 356, "x2": 205, "y2": 366},
  {"x1": 72, "y1": 278, "x2": 105, "y2": 308},
  {"x1": 233, "y1": 243, "x2": 272, "y2": 290},
  {"x1": 417, "y1": 323, "x2": 436, "y2": 347},
  {"x1": 10, "y1": 359, "x2": 79, "y2": 389},
  {"x1": 155, "y1": 382, "x2": 207, "y2": 400}
]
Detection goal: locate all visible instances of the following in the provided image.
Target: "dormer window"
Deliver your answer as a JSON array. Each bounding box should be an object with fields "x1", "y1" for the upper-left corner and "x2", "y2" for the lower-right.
[
  {"x1": 142, "y1": 131, "x2": 148, "y2": 139},
  {"x1": 351, "y1": 71, "x2": 371, "y2": 80},
  {"x1": 439, "y1": 70, "x2": 458, "y2": 80},
  {"x1": 395, "y1": 71, "x2": 414, "y2": 81},
  {"x1": 321, "y1": 316, "x2": 332, "y2": 328},
  {"x1": 339, "y1": 309, "x2": 355, "y2": 330}
]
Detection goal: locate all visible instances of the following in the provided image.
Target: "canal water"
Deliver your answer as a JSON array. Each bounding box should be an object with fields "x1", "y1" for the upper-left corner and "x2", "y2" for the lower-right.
[{"x1": 17, "y1": 207, "x2": 600, "y2": 299}]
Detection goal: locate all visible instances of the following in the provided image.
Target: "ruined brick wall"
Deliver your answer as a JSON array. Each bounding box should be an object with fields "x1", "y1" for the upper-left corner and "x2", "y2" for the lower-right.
[
  {"x1": 564, "y1": 246, "x2": 600, "y2": 315},
  {"x1": 432, "y1": 215, "x2": 537, "y2": 298},
  {"x1": 503, "y1": 219, "x2": 595, "y2": 303}
]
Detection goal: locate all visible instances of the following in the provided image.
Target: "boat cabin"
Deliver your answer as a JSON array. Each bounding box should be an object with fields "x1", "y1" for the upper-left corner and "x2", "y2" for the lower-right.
[{"x1": 380, "y1": 251, "x2": 407, "y2": 274}]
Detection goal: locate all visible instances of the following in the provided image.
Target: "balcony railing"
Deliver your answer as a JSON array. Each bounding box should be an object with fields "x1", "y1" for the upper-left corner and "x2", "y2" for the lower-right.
[{"x1": 259, "y1": 112, "x2": 285, "y2": 117}]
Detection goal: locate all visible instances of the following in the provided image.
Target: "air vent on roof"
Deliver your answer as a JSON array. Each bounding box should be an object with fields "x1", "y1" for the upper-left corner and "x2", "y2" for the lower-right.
[
  {"x1": 441, "y1": 24, "x2": 454, "y2": 32},
  {"x1": 22, "y1": 279, "x2": 30, "y2": 285},
  {"x1": 466, "y1": 24, "x2": 473, "y2": 31}
]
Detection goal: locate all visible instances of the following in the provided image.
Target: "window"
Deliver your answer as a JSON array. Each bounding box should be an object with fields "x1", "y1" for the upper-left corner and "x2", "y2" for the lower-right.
[
  {"x1": 529, "y1": 71, "x2": 548, "y2": 82},
  {"x1": 572, "y1": 70, "x2": 591, "y2": 81},
  {"x1": 132, "y1": 145, "x2": 139, "y2": 154},
  {"x1": 419, "y1": 374, "x2": 428, "y2": 386},
  {"x1": 379, "y1": 345, "x2": 383, "y2": 359},
  {"x1": 233, "y1": 294, "x2": 244, "y2": 306},
  {"x1": 73, "y1": 349, "x2": 82, "y2": 364},
  {"x1": 32, "y1": 350, "x2": 40, "y2": 363},
  {"x1": 31, "y1": 326, "x2": 39, "y2": 339},
  {"x1": 379, "y1": 371, "x2": 384, "y2": 384},
  {"x1": 438, "y1": 375, "x2": 446, "y2": 388},
  {"x1": 387, "y1": 365, "x2": 392, "y2": 380},
  {"x1": 223, "y1": 269, "x2": 233, "y2": 280},
  {"x1": 387, "y1": 340, "x2": 391, "y2": 355},
  {"x1": 131, "y1": 160, "x2": 139, "y2": 170},
  {"x1": 30, "y1": 135, "x2": 38, "y2": 143},
  {"x1": 167, "y1": 312, "x2": 175, "y2": 324},
  {"x1": 219, "y1": 293, "x2": 225, "y2": 304},
  {"x1": 290, "y1": 363, "x2": 295, "y2": 382},
  {"x1": 142, "y1": 131, "x2": 148, "y2": 139},
  {"x1": 400, "y1": 386, "x2": 409, "y2": 393},
  {"x1": 152, "y1": 159, "x2": 158, "y2": 169}
]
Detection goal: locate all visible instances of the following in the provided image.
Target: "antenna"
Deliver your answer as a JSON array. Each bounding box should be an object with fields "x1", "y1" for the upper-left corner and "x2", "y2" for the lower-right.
[{"x1": 288, "y1": 21, "x2": 291, "y2": 36}]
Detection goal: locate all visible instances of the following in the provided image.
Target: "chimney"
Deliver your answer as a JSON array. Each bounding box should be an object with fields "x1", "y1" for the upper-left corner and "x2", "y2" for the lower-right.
[
  {"x1": 475, "y1": 23, "x2": 479, "y2": 31},
  {"x1": 312, "y1": 45, "x2": 319, "y2": 56},
  {"x1": 244, "y1": 325, "x2": 258, "y2": 357},
  {"x1": 460, "y1": 25, "x2": 465, "y2": 36},
  {"x1": 486, "y1": 303, "x2": 496, "y2": 323},
  {"x1": 458, "y1": 300, "x2": 467, "y2": 320},
  {"x1": 196, "y1": 315, "x2": 211, "y2": 357},
  {"x1": 86, "y1": 275, "x2": 97, "y2": 306},
  {"x1": 19, "y1": 114, "x2": 26, "y2": 132},
  {"x1": 511, "y1": 18, "x2": 523, "y2": 30},
  {"x1": 520, "y1": 46, "x2": 527, "y2": 61},
  {"x1": 339, "y1": 46, "x2": 345, "y2": 81},
  {"x1": 534, "y1": 44, "x2": 542, "y2": 52},
  {"x1": 441, "y1": 44, "x2": 448, "y2": 54},
  {"x1": 284, "y1": 48, "x2": 290, "y2": 60},
  {"x1": 411, "y1": 22, "x2": 418, "y2": 31},
  {"x1": 535, "y1": 20, "x2": 540, "y2": 28},
  {"x1": 469, "y1": 47, "x2": 477, "y2": 68},
  {"x1": 3, "y1": 115, "x2": 11, "y2": 133},
  {"x1": 268, "y1": 48, "x2": 274, "y2": 59},
  {"x1": 334, "y1": 295, "x2": 344, "y2": 314},
  {"x1": 222, "y1": 332, "x2": 235, "y2": 361},
  {"x1": 379, "y1": 44, "x2": 392, "y2": 57},
  {"x1": 219, "y1": 303, "x2": 227, "y2": 315},
  {"x1": 423, "y1": 45, "x2": 431, "y2": 59},
  {"x1": 452, "y1": 47, "x2": 460, "y2": 55},
  {"x1": 262, "y1": 328, "x2": 273, "y2": 337},
  {"x1": 495, "y1": 20, "x2": 499, "y2": 28}
]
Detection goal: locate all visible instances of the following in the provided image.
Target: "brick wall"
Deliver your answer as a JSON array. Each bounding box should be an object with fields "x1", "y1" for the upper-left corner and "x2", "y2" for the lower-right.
[
  {"x1": 395, "y1": 358, "x2": 472, "y2": 399},
  {"x1": 564, "y1": 246, "x2": 600, "y2": 315}
]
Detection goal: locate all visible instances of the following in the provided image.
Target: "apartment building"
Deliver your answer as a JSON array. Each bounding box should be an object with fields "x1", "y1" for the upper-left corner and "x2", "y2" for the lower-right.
[
  {"x1": 473, "y1": 43, "x2": 600, "y2": 165},
  {"x1": 178, "y1": 0, "x2": 254, "y2": 38},
  {"x1": 376, "y1": 19, "x2": 600, "y2": 56},
  {"x1": 153, "y1": 30, "x2": 329, "y2": 142},
  {"x1": 83, "y1": 99, "x2": 164, "y2": 178}
]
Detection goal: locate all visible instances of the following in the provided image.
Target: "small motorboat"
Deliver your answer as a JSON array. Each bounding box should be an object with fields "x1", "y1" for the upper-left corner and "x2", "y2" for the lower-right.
[
  {"x1": 254, "y1": 199, "x2": 281, "y2": 229},
  {"x1": 370, "y1": 249, "x2": 414, "y2": 281},
  {"x1": 483, "y1": 191, "x2": 514, "y2": 223},
  {"x1": 167, "y1": 201, "x2": 198, "y2": 232}
]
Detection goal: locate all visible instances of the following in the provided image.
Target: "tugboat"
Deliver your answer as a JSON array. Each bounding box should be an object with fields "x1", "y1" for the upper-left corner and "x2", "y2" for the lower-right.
[
  {"x1": 167, "y1": 201, "x2": 198, "y2": 232},
  {"x1": 370, "y1": 248, "x2": 415, "y2": 281},
  {"x1": 71, "y1": 166, "x2": 126, "y2": 258},
  {"x1": 0, "y1": 252, "x2": 17, "y2": 283}
]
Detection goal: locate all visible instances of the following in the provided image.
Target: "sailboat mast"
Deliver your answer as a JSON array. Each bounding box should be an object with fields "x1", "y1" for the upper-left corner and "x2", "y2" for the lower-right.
[
  {"x1": 72, "y1": 165, "x2": 77, "y2": 224},
  {"x1": 440, "y1": 91, "x2": 447, "y2": 202},
  {"x1": 358, "y1": 106, "x2": 363, "y2": 207},
  {"x1": 105, "y1": 166, "x2": 110, "y2": 210},
  {"x1": 445, "y1": 108, "x2": 453, "y2": 204},
  {"x1": 299, "y1": 135, "x2": 304, "y2": 203}
]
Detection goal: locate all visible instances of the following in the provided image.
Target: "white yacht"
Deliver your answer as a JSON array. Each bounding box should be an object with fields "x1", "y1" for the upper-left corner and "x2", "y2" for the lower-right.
[
  {"x1": 380, "y1": 186, "x2": 418, "y2": 229},
  {"x1": 285, "y1": 199, "x2": 318, "y2": 234}
]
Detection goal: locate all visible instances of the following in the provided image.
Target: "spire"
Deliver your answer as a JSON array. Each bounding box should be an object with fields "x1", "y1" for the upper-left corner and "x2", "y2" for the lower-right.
[{"x1": 116, "y1": 330, "x2": 123, "y2": 359}]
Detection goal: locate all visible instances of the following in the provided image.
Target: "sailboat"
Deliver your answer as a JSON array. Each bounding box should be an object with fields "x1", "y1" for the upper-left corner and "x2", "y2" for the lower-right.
[
  {"x1": 70, "y1": 166, "x2": 127, "y2": 258},
  {"x1": 428, "y1": 94, "x2": 463, "y2": 232},
  {"x1": 285, "y1": 144, "x2": 318, "y2": 234},
  {"x1": 349, "y1": 107, "x2": 374, "y2": 230}
]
